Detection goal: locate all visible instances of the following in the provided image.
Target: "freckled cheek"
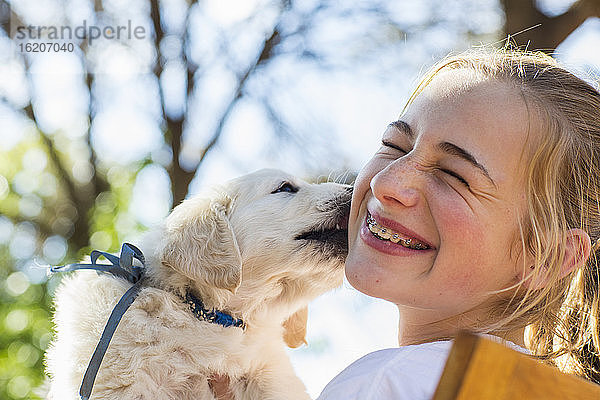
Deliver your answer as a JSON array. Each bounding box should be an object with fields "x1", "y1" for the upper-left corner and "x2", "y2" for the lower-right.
[
  {"x1": 428, "y1": 180, "x2": 484, "y2": 240},
  {"x1": 430, "y1": 191, "x2": 478, "y2": 237},
  {"x1": 428, "y1": 188, "x2": 489, "y2": 294}
]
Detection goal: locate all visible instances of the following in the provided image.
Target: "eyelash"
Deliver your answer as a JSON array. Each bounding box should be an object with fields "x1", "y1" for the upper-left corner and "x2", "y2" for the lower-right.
[
  {"x1": 381, "y1": 140, "x2": 470, "y2": 188},
  {"x1": 271, "y1": 181, "x2": 299, "y2": 194}
]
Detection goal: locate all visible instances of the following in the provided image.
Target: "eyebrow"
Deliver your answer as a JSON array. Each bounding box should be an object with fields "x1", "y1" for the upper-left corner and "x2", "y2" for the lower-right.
[{"x1": 388, "y1": 120, "x2": 497, "y2": 187}]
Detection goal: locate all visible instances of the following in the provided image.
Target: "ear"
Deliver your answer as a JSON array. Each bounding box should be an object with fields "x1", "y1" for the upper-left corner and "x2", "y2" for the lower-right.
[
  {"x1": 160, "y1": 196, "x2": 242, "y2": 293},
  {"x1": 282, "y1": 306, "x2": 308, "y2": 348},
  {"x1": 523, "y1": 228, "x2": 591, "y2": 290},
  {"x1": 559, "y1": 229, "x2": 592, "y2": 278}
]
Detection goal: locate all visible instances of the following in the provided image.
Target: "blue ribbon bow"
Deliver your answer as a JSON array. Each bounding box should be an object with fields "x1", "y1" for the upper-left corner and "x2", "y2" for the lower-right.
[
  {"x1": 51, "y1": 243, "x2": 146, "y2": 400},
  {"x1": 51, "y1": 242, "x2": 145, "y2": 284}
]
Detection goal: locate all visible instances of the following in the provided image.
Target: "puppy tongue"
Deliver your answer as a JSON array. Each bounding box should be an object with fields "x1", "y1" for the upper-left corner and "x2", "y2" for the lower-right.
[{"x1": 337, "y1": 212, "x2": 349, "y2": 229}]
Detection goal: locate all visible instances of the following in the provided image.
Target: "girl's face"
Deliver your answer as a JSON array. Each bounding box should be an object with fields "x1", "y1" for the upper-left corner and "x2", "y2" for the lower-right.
[{"x1": 346, "y1": 69, "x2": 535, "y2": 337}]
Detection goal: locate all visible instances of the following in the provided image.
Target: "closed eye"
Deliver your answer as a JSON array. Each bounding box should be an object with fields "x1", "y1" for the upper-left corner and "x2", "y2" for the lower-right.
[
  {"x1": 271, "y1": 181, "x2": 299, "y2": 194},
  {"x1": 440, "y1": 169, "x2": 469, "y2": 188},
  {"x1": 383, "y1": 141, "x2": 469, "y2": 187},
  {"x1": 382, "y1": 140, "x2": 407, "y2": 154}
]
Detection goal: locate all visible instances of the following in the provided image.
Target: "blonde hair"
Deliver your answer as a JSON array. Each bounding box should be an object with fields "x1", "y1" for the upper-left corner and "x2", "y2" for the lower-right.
[{"x1": 406, "y1": 48, "x2": 600, "y2": 382}]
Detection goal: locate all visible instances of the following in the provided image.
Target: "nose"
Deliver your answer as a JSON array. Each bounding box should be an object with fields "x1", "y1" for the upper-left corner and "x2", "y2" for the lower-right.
[{"x1": 370, "y1": 159, "x2": 421, "y2": 208}]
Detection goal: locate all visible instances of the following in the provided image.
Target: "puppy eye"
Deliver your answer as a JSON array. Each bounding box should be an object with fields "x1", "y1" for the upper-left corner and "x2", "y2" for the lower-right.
[{"x1": 271, "y1": 182, "x2": 298, "y2": 194}]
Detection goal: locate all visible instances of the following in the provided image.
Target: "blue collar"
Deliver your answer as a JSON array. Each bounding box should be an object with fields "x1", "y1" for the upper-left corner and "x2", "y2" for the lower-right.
[
  {"x1": 183, "y1": 291, "x2": 246, "y2": 329},
  {"x1": 51, "y1": 243, "x2": 245, "y2": 400}
]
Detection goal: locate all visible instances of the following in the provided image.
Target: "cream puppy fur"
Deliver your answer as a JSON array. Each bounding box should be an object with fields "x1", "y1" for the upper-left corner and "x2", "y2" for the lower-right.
[{"x1": 46, "y1": 169, "x2": 352, "y2": 400}]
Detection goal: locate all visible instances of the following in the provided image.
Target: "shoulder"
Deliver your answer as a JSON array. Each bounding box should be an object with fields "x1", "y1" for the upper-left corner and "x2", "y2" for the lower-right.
[{"x1": 317, "y1": 341, "x2": 452, "y2": 400}]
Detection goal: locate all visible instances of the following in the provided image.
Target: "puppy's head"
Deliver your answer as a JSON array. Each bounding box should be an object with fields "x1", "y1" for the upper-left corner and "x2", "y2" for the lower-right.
[
  {"x1": 226, "y1": 169, "x2": 352, "y2": 301},
  {"x1": 153, "y1": 169, "x2": 351, "y2": 325}
]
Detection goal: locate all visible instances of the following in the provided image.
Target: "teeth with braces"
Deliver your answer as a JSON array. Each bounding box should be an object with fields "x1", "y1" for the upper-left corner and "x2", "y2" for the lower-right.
[{"x1": 366, "y1": 214, "x2": 430, "y2": 250}]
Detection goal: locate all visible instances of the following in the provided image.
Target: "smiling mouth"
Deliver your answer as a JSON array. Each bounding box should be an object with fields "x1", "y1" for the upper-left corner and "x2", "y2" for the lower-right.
[{"x1": 366, "y1": 212, "x2": 431, "y2": 250}]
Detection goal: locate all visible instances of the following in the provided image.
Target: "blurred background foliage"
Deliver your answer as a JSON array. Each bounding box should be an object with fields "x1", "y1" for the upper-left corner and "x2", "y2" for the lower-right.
[{"x1": 1, "y1": 0, "x2": 599, "y2": 398}]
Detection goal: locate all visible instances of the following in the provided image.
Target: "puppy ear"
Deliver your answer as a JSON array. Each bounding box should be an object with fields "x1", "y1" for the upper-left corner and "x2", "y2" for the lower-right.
[
  {"x1": 161, "y1": 196, "x2": 242, "y2": 293},
  {"x1": 283, "y1": 307, "x2": 308, "y2": 348}
]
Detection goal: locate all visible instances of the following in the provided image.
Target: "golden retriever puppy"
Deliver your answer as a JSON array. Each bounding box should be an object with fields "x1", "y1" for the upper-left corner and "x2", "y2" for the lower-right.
[{"x1": 46, "y1": 169, "x2": 351, "y2": 400}]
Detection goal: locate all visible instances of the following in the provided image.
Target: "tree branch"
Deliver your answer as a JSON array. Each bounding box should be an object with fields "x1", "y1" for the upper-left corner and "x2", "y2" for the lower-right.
[
  {"x1": 35, "y1": 127, "x2": 91, "y2": 249},
  {"x1": 21, "y1": 107, "x2": 77, "y2": 208},
  {"x1": 78, "y1": 36, "x2": 110, "y2": 199},
  {"x1": 501, "y1": 0, "x2": 600, "y2": 51},
  {"x1": 150, "y1": 0, "x2": 194, "y2": 206},
  {"x1": 151, "y1": 0, "x2": 292, "y2": 205},
  {"x1": 0, "y1": 1, "x2": 9, "y2": 36},
  {"x1": 195, "y1": 26, "x2": 281, "y2": 169}
]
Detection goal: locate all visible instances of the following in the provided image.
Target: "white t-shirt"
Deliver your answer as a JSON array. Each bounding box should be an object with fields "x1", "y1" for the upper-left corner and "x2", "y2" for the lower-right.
[{"x1": 317, "y1": 336, "x2": 527, "y2": 400}]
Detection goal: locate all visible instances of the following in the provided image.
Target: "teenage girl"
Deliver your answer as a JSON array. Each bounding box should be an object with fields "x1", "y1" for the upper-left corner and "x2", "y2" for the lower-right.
[{"x1": 213, "y1": 48, "x2": 600, "y2": 400}]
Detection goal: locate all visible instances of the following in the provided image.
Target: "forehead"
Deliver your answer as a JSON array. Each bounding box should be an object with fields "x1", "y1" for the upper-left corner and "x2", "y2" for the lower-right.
[
  {"x1": 407, "y1": 69, "x2": 527, "y2": 127},
  {"x1": 400, "y1": 69, "x2": 536, "y2": 187}
]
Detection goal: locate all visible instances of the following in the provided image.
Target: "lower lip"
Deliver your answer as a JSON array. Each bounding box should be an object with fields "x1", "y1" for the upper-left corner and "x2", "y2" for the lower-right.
[{"x1": 359, "y1": 217, "x2": 434, "y2": 257}]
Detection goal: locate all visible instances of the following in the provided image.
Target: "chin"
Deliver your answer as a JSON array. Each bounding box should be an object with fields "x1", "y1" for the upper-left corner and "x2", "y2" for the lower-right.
[{"x1": 345, "y1": 253, "x2": 387, "y2": 299}]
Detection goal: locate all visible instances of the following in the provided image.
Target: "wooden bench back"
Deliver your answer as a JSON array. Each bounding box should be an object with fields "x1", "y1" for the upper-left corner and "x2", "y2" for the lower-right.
[{"x1": 432, "y1": 332, "x2": 600, "y2": 400}]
